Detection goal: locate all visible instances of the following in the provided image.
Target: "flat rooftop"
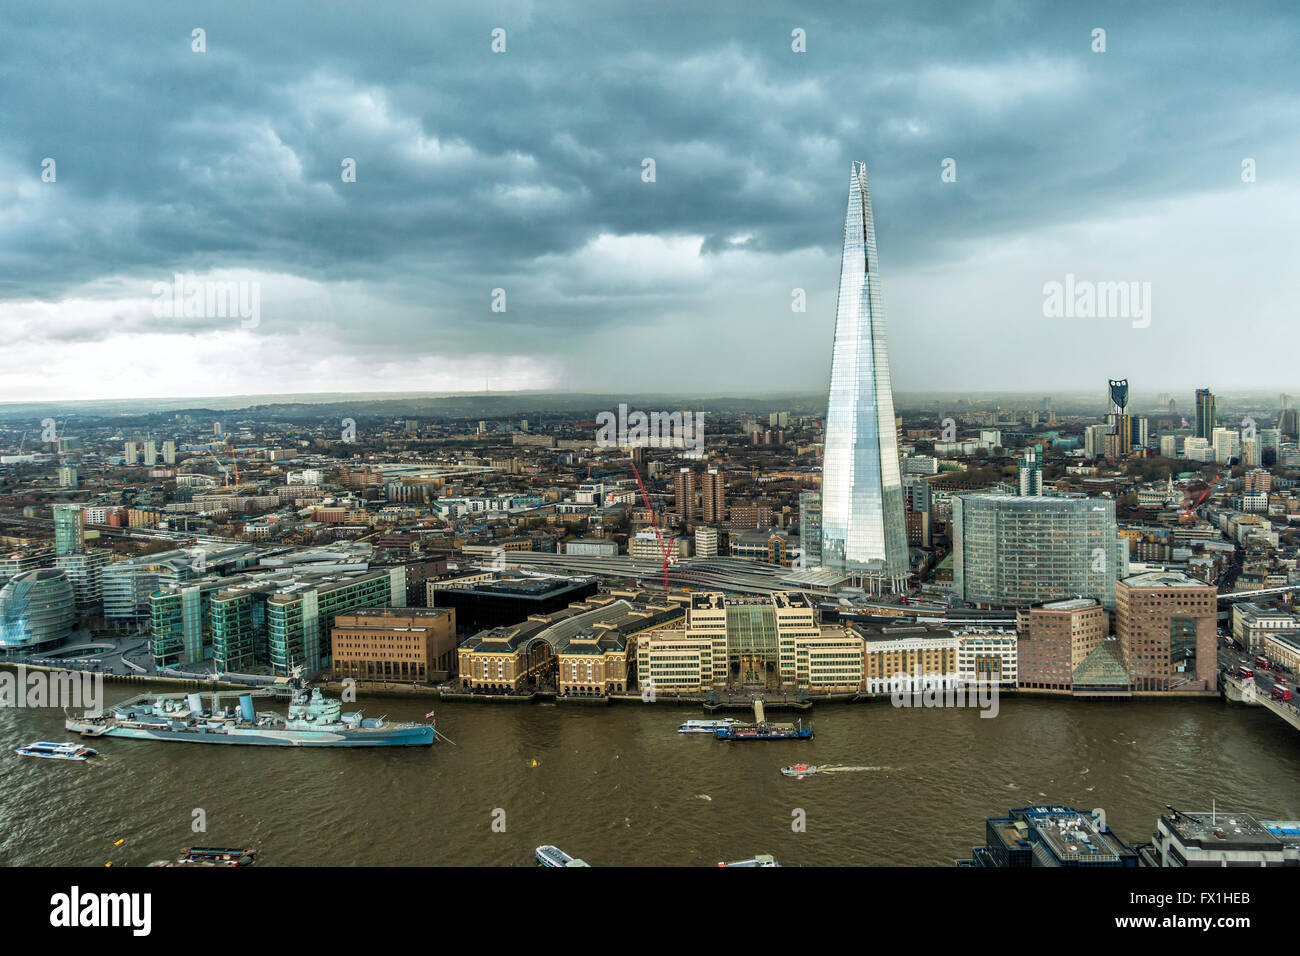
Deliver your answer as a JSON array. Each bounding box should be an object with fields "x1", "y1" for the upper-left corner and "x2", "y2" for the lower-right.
[
  {"x1": 1164, "y1": 811, "x2": 1288, "y2": 851},
  {"x1": 1122, "y1": 571, "x2": 1212, "y2": 589},
  {"x1": 1040, "y1": 598, "x2": 1099, "y2": 611}
]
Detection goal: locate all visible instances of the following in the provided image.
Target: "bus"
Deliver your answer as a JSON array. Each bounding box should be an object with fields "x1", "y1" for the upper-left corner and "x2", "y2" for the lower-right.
[
  {"x1": 1238, "y1": 666, "x2": 1255, "y2": 680},
  {"x1": 1272, "y1": 686, "x2": 1292, "y2": 702},
  {"x1": 1255, "y1": 656, "x2": 1273, "y2": 670}
]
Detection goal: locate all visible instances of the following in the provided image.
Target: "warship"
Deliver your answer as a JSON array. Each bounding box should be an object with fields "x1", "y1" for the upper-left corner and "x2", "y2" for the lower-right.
[{"x1": 66, "y1": 686, "x2": 435, "y2": 748}]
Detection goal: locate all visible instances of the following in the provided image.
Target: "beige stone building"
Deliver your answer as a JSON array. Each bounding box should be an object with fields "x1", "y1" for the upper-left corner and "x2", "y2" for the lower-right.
[{"x1": 861, "y1": 624, "x2": 958, "y2": 694}]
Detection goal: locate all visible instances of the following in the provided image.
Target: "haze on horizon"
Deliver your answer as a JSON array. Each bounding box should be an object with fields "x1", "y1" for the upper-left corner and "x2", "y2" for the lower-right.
[{"x1": 3, "y1": 0, "x2": 1299, "y2": 404}]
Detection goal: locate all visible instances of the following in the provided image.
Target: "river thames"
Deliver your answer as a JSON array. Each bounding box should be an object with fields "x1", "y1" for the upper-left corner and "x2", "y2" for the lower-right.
[{"x1": 3, "y1": 685, "x2": 1298, "y2": 866}]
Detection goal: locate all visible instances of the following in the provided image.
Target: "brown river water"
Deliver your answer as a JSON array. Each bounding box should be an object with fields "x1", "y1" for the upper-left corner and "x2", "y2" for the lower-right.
[{"x1": 2, "y1": 685, "x2": 1297, "y2": 866}]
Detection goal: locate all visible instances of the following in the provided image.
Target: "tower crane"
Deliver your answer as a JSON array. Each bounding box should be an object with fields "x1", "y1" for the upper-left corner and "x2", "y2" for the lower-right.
[{"x1": 628, "y1": 459, "x2": 675, "y2": 591}]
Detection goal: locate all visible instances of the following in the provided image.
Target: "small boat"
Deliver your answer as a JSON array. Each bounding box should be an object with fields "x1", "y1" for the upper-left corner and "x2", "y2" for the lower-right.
[
  {"x1": 677, "y1": 718, "x2": 739, "y2": 734},
  {"x1": 781, "y1": 763, "x2": 818, "y2": 777},
  {"x1": 15, "y1": 741, "x2": 98, "y2": 761},
  {"x1": 535, "y1": 845, "x2": 590, "y2": 867},
  {"x1": 148, "y1": 846, "x2": 256, "y2": 867},
  {"x1": 718, "y1": 854, "x2": 779, "y2": 867}
]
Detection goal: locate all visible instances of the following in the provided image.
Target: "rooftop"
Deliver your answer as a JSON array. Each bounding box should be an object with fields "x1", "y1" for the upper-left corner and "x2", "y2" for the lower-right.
[{"x1": 1121, "y1": 570, "x2": 1212, "y2": 589}]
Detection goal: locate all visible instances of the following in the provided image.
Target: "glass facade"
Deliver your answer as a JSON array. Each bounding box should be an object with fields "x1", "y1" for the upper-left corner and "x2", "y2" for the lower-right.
[
  {"x1": 52, "y1": 504, "x2": 84, "y2": 557},
  {"x1": 0, "y1": 570, "x2": 76, "y2": 650},
  {"x1": 820, "y1": 162, "x2": 909, "y2": 590},
  {"x1": 953, "y1": 495, "x2": 1126, "y2": 609}
]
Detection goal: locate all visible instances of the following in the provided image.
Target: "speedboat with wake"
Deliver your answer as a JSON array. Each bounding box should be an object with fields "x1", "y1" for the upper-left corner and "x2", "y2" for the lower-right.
[{"x1": 781, "y1": 763, "x2": 818, "y2": 777}]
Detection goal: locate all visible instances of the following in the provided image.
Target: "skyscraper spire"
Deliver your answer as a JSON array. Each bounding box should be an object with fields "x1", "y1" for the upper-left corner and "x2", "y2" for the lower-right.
[{"x1": 820, "y1": 162, "x2": 909, "y2": 593}]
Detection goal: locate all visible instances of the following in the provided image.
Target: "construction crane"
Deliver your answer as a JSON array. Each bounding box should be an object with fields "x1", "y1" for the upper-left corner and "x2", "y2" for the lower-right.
[
  {"x1": 1180, "y1": 474, "x2": 1221, "y2": 524},
  {"x1": 207, "y1": 451, "x2": 231, "y2": 487},
  {"x1": 628, "y1": 459, "x2": 675, "y2": 591}
]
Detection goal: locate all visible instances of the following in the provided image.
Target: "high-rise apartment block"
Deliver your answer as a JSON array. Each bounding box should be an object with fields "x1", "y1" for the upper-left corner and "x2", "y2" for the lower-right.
[
  {"x1": 1195, "y1": 388, "x2": 1216, "y2": 441},
  {"x1": 700, "y1": 468, "x2": 726, "y2": 525}
]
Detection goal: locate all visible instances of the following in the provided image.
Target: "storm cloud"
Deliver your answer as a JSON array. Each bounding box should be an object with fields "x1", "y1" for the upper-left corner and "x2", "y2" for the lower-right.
[{"x1": 2, "y1": 0, "x2": 1298, "y2": 401}]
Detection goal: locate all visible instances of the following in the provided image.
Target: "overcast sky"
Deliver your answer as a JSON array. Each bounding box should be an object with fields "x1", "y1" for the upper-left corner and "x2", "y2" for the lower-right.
[{"x1": 2, "y1": 0, "x2": 1299, "y2": 403}]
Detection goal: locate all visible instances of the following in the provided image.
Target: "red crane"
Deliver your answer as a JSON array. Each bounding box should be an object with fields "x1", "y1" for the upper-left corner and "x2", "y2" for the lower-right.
[
  {"x1": 628, "y1": 459, "x2": 675, "y2": 591},
  {"x1": 1181, "y1": 474, "x2": 1221, "y2": 524}
]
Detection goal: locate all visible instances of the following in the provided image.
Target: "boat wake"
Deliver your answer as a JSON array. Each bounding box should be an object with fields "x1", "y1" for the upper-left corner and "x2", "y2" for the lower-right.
[{"x1": 814, "y1": 765, "x2": 894, "y2": 773}]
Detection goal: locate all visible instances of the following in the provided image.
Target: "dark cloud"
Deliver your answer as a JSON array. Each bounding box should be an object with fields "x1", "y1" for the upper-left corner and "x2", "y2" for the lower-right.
[{"x1": 1, "y1": 0, "x2": 1299, "y2": 399}]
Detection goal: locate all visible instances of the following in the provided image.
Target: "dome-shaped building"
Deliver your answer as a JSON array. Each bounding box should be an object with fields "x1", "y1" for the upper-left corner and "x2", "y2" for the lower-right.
[{"x1": 0, "y1": 569, "x2": 76, "y2": 651}]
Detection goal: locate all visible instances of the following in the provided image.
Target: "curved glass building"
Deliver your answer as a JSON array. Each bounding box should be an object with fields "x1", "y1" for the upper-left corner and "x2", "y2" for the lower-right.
[
  {"x1": 820, "y1": 162, "x2": 909, "y2": 592},
  {"x1": 0, "y1": 569, "x2": 76, "y2": 651},
  {"x1": 952, "y1": 495, "x2": 1127, "y2": 609}
]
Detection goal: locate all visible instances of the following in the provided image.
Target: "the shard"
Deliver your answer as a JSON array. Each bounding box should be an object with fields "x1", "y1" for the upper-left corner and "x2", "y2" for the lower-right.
[{"x1": 820, "y1": 162, "x2": 910, "y2": 592}]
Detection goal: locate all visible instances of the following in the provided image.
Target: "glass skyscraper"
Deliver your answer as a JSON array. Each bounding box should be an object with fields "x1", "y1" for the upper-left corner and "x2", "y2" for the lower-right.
[{"x1": 820, "y1": 162, "x2": 909, "y2": 592}]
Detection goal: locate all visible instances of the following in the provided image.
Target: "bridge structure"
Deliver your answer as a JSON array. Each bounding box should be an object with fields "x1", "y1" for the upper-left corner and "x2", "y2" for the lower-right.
[
  {"x1": 1223, "y1": 672, "x2": 1300, "y2": 734},
  {"x1": 1219, "y1": 584, "x2": 1300, "y2": 605}
]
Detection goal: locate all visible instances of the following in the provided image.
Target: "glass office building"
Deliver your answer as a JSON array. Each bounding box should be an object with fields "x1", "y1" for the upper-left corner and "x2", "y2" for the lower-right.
[
  {"x1": 0, "y1": 569, "x2": 76, "y2": 651},
  {"x1": 952, "y1": 495, "x2": 1128, "y2": 609},
  {"x1": 820, "y1": 162, "x2": 909, "y2": 591}
]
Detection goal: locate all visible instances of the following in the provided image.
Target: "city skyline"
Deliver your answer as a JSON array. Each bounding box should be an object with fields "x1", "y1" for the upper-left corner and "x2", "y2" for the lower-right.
[{"x1": 4, "y1": 1, "x2": 1300, "y2": 402}]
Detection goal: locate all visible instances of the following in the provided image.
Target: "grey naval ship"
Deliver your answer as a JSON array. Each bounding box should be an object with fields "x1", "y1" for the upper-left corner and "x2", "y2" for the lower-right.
[{"x1": 66, "y1": 686, "x2": 435, "y2": 748}]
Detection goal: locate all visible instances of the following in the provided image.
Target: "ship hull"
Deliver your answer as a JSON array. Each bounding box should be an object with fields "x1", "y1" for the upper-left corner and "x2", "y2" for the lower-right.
[{"x1": 65, "y1": 720, "x2": 435, "y2": 747}]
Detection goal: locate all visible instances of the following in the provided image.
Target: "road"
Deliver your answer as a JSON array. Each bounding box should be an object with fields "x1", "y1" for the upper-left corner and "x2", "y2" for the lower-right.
[{"x1": 1217, "y1": 636, "x2": 1298, "y2": 711}]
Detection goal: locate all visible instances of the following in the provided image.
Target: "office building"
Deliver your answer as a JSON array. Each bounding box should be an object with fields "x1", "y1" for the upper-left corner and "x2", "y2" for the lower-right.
[
  {"x1": 1144, "y1": 810, "x2": 1300, "y2": 867},
  {"x1": 635, "y1": 591, "x2": 856, "y2": 693},
  {"x1": 430, "y1": 575, "x2": 599, "y2": 634},
  {"x1": 564, "y1": 538, "x2": 619, "y2": 557},
  {"x1": 694, "y1": 525, "x2": 719, "y2": 558},
  {"x1": 961, "y1": 806, "x2": 1139, "y2": 867},
  {"x1": 820, "y1": 162, "x2": 909, "y2": 592},
  {"x1": 859, "y1": 623, "x2": 958, "y2": 694},
  {"x1": 953, "y1": 495, "x2": 1127, "y2": 608},
  {"x1": 1015, "y1": 598, "x2": 1109, "y2": 691},
  {"x1": 331, "y1": 607, "x2": 457, "y2": 683},
  {"x1": 0, "y1": 569, "x2": 76, "y2": 651},
  {"x1": 0, "y1": 549, "x2": 55, "y2": 587},
  {"x1": 1115, "y1": 571, "x2": 1217, "y2": 692},
  {"x1": 956, "y1": 632, "x2": 1018, "y2": 686}
]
